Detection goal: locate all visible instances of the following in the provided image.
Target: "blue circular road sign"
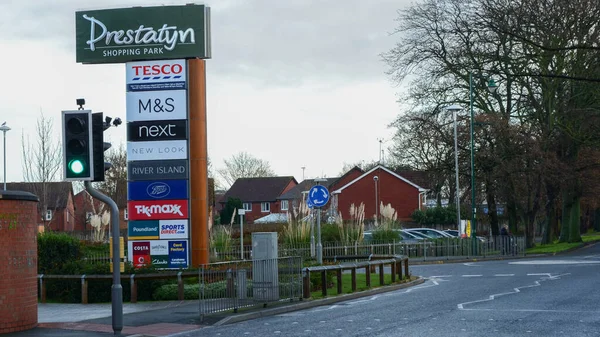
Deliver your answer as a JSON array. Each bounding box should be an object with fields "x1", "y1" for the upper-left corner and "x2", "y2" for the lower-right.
[{"x1": 308, "y1": 185, "x2": 330, "y2": 208}]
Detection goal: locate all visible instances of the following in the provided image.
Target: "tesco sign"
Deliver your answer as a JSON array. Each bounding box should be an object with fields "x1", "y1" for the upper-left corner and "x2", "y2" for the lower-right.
[
  {"x1": 131, "y1": 64, "x2": 184, "y2": 77},
  {"x1": 126, "y1": 59, "x2": 187, "y2": 86}
]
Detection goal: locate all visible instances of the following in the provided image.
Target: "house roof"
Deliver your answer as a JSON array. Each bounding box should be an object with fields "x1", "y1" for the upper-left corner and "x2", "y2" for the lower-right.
[
  {"x1": 332, "y1": 165, "x2": 428, "y2": 194},
  {"x1": 6, "y1": 182, "x2": 73, "y2": 209},
  {"x1": 394, "y1": 169, "x2": 431, "y2": 191},
  {"x1": 253, "y1": 213, "x2": 289, "y2": 224},
  {"x1": 222, "y1": 176, "x2": 297, "y2": 203},
  {"x1": 278, "y1": 177, "x2": 339, "y2": 200}
]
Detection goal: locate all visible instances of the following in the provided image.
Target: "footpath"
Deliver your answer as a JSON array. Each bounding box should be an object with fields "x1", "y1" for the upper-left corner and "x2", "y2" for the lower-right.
[{"x1": 7, "y1": 253, "x2": 537, "y2": 337}]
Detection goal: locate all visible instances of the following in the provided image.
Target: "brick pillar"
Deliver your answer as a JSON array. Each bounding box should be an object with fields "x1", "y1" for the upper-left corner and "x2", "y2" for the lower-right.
[{"x1": 0, "y1": 190, "x2": 39, "y2": 334}]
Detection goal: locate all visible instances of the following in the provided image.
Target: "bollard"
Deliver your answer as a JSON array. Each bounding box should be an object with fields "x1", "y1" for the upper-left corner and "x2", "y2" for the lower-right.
[
  {"x1": 39, "y1": 275, "x2": 46, "y2": 304},
  {"x1": 351, "y1": 268, "x2": 357, "y2": 292},
  {"x1": 365, "y1": 265, "x2": 371, "y2": 287},
  {"x1": 336, "y1": 269, "x2": 343, "y2": 294},
  {"x1": 177, "y1": 272, "x2": 184, "y2": 301},
  {"x1": 391, "y1": 261, "x2": 396, "y2": 283},
  {"x1": 81, "y1": 275, "x2": 88, "y2": 304},
  {"x1": 130, "y1": 274, "x2": 137, "y2": 303},
  {"x1": 302, "y1": 269, "x2": 310, "y2": 299},
  {"x1": 379, "y1": 264, "x2": 384, "y2": 286},
  {"x1": 404, "y1": 258, "x2": 409, "y2": 278},
  {"x1": 321, "y1": 271, "x2": 328, "y2": 297}
]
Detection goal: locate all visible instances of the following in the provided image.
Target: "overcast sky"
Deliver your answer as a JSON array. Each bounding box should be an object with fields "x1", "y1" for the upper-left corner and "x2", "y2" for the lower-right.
[{"x1": 0, "y1": 0, "x2": 411, "y2": 186}]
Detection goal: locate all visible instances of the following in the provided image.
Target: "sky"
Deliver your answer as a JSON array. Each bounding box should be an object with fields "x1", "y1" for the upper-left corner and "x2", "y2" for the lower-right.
[{"x1": 0, "y1": 0, "x2": 411, "y2": 186}]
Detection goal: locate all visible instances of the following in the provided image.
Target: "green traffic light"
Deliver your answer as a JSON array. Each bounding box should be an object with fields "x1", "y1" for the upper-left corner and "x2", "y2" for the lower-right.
[{"x1": 69, "y1": 159, "x2": 85, "y2": 174}]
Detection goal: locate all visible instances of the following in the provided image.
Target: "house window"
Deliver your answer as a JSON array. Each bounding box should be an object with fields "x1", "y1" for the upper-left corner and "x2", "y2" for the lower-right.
[
  {"x1": 261, "y1": 202, "x2": 270, "y2": 213},
  {"x1": 243, "y1": 203, "x2": 252, "y2": 211},
  {"x1": 66, "y1": 211, "x2": 70, "y2": 223},
  {"x1": 281, "y1": 200, "x2": 289, "y2": 211},
  {"x1": 45, "y1": 210, "x2": 52, "y2": 221},
  {"x1": 124, "y1": 209, "x2": 128, "y2": 220}
]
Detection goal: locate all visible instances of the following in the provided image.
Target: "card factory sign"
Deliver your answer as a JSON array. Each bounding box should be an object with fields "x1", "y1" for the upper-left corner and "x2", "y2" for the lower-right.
[{"x1": 75, "y1": 5, "x2": 211, "y2": 64}]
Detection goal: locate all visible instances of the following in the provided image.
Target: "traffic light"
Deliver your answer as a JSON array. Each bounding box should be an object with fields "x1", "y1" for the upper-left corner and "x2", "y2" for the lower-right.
[
  {"x1": 92, "y1": 112, "x2": 112, "y2": 182},
  {"x1": 62, "y1": 110, "x2": 94, "y2": 181}
]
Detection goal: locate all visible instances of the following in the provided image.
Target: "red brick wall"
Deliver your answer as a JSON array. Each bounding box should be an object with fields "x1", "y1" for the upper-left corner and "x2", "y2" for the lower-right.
[
  {"x1": 337, "y1": 168, "x2": 421, "y2": 222},
  {"x1": 0, "y1": 197, "x2": 38, "y2": 333}
]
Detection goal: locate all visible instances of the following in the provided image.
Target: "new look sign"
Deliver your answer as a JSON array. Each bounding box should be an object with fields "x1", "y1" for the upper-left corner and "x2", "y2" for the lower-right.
[{"x1": 76, "y1": 5, "x2": 211, "y2": 64}]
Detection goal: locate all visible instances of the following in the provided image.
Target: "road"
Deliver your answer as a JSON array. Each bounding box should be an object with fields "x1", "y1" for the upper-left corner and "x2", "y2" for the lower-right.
[{"x1": 177, "y1": 243, "x2": 600, "y2": 337}]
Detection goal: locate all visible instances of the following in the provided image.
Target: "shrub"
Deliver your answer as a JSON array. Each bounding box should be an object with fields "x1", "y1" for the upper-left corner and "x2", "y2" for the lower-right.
[
  {"x1": 371, "y1": 229, "x2": 400, "y2": 242},
  {"x1": 38, "y1": 232, "x2": 82, "y2": 274}
]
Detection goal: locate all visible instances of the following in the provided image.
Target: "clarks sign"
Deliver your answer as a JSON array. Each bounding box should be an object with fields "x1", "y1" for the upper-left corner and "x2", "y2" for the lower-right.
[{"x1": 76, "y1": 5, "x2": 211, "y2": 64}]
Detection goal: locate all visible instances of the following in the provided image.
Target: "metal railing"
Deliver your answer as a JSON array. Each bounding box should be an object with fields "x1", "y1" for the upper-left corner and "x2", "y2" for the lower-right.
[
  {"x1": 199, "y1": 256, "x2": 303, "y2": 319},
  {"x1": 210, "y1": 236, "x2": 526, "y2": 262}
]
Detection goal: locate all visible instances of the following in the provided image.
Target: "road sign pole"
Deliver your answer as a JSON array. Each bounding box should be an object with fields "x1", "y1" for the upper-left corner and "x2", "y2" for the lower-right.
[
  {"x1": 316, "y1": 207, "x2": 322, "y2": 264},
  {"x1": 310, "y1": 210, "x2": 315, "y2": 258},
  {"x1": 85, "y1": 181, "x2": 122, "y2": 334}
]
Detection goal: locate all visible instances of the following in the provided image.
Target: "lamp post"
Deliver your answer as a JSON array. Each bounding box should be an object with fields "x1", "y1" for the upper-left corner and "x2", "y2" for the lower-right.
[
  {"x1": 0, "y1": 122, "x2": 10, "y2": 191},
  {"x1": 469, "y1": 72, "x2": 498, "y2": 255},
  {"x1": 373, "y1": 175, "x2": 379, "y2": 225},
  {"x1": 445, "y1": 105, "x2": 462, "y2": 233}
]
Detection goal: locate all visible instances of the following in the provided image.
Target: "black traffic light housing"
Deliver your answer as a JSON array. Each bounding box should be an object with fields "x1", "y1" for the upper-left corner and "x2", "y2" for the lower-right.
[{"x1": 62, "y1": 110, "x2": 94, "y2": 181}]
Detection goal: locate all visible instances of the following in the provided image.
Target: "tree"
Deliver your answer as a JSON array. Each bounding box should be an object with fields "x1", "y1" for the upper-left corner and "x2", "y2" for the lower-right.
[
  {"x1": 339, "y1": 160, "x2": 379, "y2": 176},
  {"x1": 220, "y1": 197, "x2": 242, "y2": 225},
  {"x1": 94, "y1": 144, "x2": 127, "y2": 205},
  {"x1": 21, "y1": 112, "x2": 64, "y2": 228},
  {"x1": 217, "y1": 152, "x2": 275, "y2": 187}
]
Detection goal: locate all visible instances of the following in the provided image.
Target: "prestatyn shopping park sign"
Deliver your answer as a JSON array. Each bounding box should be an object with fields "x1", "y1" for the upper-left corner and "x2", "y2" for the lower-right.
[{"x1": 76, "y1": 5, "x2": 211, "y2": 64}]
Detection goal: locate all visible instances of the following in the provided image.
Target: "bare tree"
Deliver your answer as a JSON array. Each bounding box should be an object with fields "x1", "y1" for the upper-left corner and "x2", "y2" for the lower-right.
[
  {"x1": 217, "y1": 152, "x2": 275, "y2": 188},
  {"x1": 21, "y1": 112, "x2": 64, "y2": 227},
  {"x1": 95, "y1": 144, "x2": 127, "y2": 206}
]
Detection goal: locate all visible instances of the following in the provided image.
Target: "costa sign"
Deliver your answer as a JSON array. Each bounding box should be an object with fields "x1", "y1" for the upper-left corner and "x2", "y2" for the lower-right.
[{"x1": 128, "y1": 199, "x2": 189, "y2": 220}]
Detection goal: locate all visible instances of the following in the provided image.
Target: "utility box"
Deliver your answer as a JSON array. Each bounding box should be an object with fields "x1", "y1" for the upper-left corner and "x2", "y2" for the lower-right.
[{"x1": 252, "y1": 232, "x2": 279, "y2": 301}]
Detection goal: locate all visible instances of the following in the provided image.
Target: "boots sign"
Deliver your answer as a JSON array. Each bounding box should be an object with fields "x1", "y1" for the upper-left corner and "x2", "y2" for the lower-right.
[{"x1": 75, "y1": 5, "x2": 211, "y2": 64}]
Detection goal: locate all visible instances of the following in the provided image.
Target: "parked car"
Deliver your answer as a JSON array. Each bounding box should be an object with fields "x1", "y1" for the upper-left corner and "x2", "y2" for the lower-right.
[
  {"x1": 405, "y1": 228, "x2": 454, "y2": 239},
  {"x1": 363, "y1": 229, "x2": 423, "y2": 244},
  {"x1": 443, "y1": 229, "x2": 487, "y2": 242}
]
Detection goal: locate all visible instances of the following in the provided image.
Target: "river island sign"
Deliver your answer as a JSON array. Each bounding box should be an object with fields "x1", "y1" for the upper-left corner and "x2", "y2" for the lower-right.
[{"x1": 76, "y1": 5, "x2": 211, "y2": 64}]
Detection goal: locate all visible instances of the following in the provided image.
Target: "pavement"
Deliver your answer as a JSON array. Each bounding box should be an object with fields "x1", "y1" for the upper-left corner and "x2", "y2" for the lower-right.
[{"x1": 3, "y1": 249, "x2": 588, "y2": 337}]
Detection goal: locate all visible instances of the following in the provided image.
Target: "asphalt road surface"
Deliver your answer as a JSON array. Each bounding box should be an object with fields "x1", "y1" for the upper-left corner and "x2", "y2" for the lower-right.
[{"x1": 177, "y1": 243, "x2": 600, "y2": 337}]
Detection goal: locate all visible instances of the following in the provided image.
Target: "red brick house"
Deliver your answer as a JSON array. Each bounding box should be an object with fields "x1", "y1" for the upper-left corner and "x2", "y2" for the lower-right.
[
  {"x1": 331, "y1": 165, "x2": 429, "y2": 222},
  {"x1": 6, "y1": 182, "x2": 75, "y2": 232},
  {"x1": 220, "y1": 176, "x2": 298, "y2": 223}
]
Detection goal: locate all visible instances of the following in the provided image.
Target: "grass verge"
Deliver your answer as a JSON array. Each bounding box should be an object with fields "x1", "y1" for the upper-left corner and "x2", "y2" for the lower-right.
[
  {"x1": 309, "y1": 273, "x2": 414, "y2": 299},
  {"x1": 526, "y1": 231, "x2": 600, "y2": 254}
]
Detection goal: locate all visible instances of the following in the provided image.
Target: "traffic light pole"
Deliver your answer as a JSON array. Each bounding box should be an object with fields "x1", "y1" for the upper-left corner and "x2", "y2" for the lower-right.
[{"x1": 84, "y1": 181, "x2": 123, "y2": 334}]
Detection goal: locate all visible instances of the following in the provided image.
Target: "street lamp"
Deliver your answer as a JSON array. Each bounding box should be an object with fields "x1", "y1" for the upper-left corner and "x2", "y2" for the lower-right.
[
  {"x1": 469, "y1": 72, "x2": 498, "y2": 255},
  {"x1": 373, "y1": 175, "x2": 379, "y2": 225},
  {"x1": 0, "y1": 122, "x2": 10, "y2": 191},
  {"x1": 445, "y1": 105, "x2": 462, "y2": 233}
]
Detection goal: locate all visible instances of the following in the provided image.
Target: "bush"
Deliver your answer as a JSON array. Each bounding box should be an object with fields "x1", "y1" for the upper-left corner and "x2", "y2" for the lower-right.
[
  {"x1": 38, "y1": 232, "x2": 82, "y2": 274},
  {"x1": 371, "y1": 229, "x2": 400, "y2": 242},
  {"x1": 321, "y1": 224, "x2": 341, "y2": 242}
]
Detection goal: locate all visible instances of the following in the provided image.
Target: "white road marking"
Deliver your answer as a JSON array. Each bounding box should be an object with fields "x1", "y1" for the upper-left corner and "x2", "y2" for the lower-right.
[
  {"x1": 462, "y1": 274, "x2": 482, "y2": 277},
  {"x1": 463, "y1": 262, "x2": 479, "y2": 266},
  {"x1": 494, "y1": 274, "x2": 515, "y2": 277},
  {"x1": 429, "y1": 275, "x2": 453, "y2": 278},
  {"x1": 458, "y1": 274, "x2": 571, "y2": 310},
  {"x1": 511, "y1": 260, "x2": 600, "y2": 265}
]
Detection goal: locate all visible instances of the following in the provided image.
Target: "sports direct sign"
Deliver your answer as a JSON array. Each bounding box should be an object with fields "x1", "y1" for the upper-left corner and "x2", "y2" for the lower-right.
[{"x1": 128, "y1": 200, "x2": 188, "y2": 220}]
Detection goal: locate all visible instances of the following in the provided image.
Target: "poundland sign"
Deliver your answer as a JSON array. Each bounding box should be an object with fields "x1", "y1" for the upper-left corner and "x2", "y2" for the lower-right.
[{"x1": 76, "y1": 5, "x2": 211, "y2": 64}]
